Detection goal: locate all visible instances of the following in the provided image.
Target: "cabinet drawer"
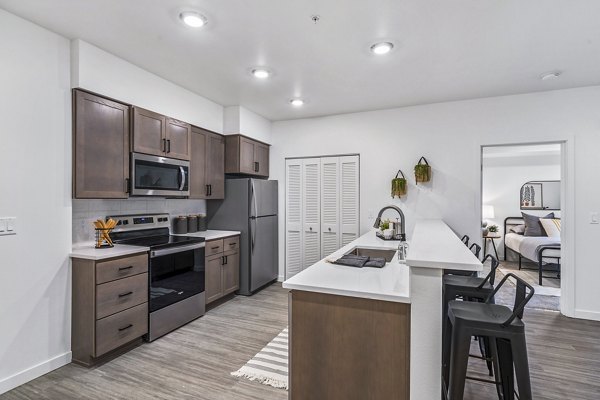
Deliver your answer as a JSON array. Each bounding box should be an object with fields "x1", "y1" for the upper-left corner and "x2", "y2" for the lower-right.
[
  {"x1": 96, "y1": 253, "x2": 148, "y2": 284},
  {"x1": 205, "y1": 239, "x2": 224, "y2": 256},
  {"x1": 223, "y1": 236, "x2": 239, "y2": 252},
  {"x1": 96, "y1": 273, "x2": 148, "y2": 319},
  {"x1": 95, "y1": 302, "x2": 148, "y2": 357}
]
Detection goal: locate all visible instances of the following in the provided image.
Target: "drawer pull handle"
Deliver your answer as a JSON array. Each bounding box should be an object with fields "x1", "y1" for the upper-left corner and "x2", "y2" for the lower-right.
[
  {"x1": 118, "y1": 324, "x2": 133, "y2": 332},
  {"x1": 118, "y1": 266, "x2": 134, "y2": 271},
  {"x1": 211, "y1": 246, "x2": 220, "y2": 250},
  {"x1": 229, "y1": 243, "x2": 236, "y2": 246},
  {"x1": 118, "y1": 291, "x2": 133, "y2": 298}
]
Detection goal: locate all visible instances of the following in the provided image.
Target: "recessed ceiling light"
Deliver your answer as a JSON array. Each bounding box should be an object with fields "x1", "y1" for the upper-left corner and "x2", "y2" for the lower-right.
[
  {"x1": 540, "y1": 71, "x2": 562, "y2": 81},
  {"x1": 370, "y1": 42, "x2": 394, "y2": 55},
  {"x1": 251, "y1": 68, "x2": 271, "y2": 79},
  {"x1": 290, "y1": 99, "x2": 304, "y2": 107},
  {"x1": 179, "y1": 11, "x2": 207, "y2": 28}
]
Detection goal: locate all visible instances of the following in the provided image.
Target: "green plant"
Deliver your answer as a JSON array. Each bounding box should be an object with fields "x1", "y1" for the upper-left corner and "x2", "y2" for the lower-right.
[
  {"x1": 380, "y1": 219, "x2": 390, "y2": 230},
  {"x1": 414, "y1": 157, "x2": 431, "y2": 184},
  {"x1": 488, "y1": 225, "x2": 499, "y2": 233}
]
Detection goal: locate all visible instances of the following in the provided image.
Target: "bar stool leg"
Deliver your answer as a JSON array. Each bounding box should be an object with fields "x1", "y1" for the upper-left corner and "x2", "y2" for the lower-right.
[
  {"x1": 496, "y1": 338, "x2": 515, "y2": 400},
  {"x1": 511, "y1": 334, "x2": 533, "y2": 400},
  {"x1": 442, "y1": 314, "x2": 453, "y2": 388},
  {"x1": 488, "y1": 337, "x2": 505, "y2": 400},
  {"x1": 448, "y1": 324, "x2": 472, "y2": 400}
]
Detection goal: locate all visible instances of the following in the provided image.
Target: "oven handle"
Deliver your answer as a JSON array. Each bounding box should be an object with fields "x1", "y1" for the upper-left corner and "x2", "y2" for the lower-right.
[
  {"x1": 179, "y1": 166, "x2": 186, "y2": 191},
  {"x1": 151, "y1": 242, "x2": 205, "y2": 258}
]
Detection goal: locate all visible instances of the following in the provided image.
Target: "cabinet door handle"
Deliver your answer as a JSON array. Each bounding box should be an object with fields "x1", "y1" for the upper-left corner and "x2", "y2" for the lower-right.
[
  {"x1": 118, "y1": 291, "x2": 133, "y2": 298},
  {"x1": 206, "y1": 184, "x2": 210, "y2": 196},
  {"x1": 118, "y1": 324, "x2": 133, "y2": 332},
  {"x1": 225, "y1": 255, "x2": 228, "y2": 265},
  {"x1": 118, "y1": 266, "x2": 133, "y2": 271},
  {"x1": 124, "y1": 178, "x2": 130, "y2": 194},
  {"x1": 167, "y1": 139, "x2": 171, "y2": 153},
  {"x1": 209, "y1": 184, "x2": 212, "y2": 196},
  {"x1": 162, "y1": 138, "x2": 167, "y2": 152},
  {"x1": 221, "y1": 256, "x2": 225, "y2": 265},
  {"x1": 211, "y1": 246, "x2": 220, "y2": 250}
]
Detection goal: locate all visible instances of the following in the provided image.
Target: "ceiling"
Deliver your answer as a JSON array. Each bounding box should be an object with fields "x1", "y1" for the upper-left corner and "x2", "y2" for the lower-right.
[{"x1": 2, "y1": 0, "x2": 600, "y2": 121}]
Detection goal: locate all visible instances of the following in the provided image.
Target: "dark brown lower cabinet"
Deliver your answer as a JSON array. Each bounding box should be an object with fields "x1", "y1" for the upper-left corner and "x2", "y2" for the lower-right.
[
  {"x1": 289, "y1": 290, "x2": 411, "y2": 400},
  {"x1": 205, "y1": 236, "x2": 240, "y2": 304},
  {"x1": 72, "y1": 253, "x2": 149, "y2": 366}
]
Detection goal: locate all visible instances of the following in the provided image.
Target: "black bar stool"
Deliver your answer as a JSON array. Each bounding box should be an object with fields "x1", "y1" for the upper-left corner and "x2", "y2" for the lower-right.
[
  {"x1": 443, "y1": 273, "x2": 535, "y2": 400},
  {"x1": 461, "y1": 235, "x2": 470, "y2": 246},
  {"x1": 442, "y1": 255, "x2": 500, "y2": 377},
  {"x1": 445, "y1": 242, "x2": 482, "y2": 277}
]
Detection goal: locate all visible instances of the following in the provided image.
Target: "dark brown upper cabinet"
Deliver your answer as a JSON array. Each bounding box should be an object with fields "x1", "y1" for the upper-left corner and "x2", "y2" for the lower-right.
[
  {"x1": 190, "y1": 126, "x2": 225, "y2": 199},
  {"x1": 225, "y1": 134, "x2": 270, "y2": 178},
  {"x1": 132, "y1": 107, "x2": 191, "y2": 161},
  {"x1": 73, "y1": 90, "x2": 130, "y2": 199}
]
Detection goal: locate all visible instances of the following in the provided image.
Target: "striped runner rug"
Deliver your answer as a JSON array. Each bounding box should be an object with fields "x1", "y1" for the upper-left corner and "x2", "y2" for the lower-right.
[{"x1": 231, "y1": 327, "x2": 289, "y2": 390}]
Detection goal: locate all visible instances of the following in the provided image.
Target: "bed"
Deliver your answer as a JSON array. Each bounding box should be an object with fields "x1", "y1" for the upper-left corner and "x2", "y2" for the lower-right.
[{"x1": 504, "y1": 217, "x2": 561, "y2": 285}]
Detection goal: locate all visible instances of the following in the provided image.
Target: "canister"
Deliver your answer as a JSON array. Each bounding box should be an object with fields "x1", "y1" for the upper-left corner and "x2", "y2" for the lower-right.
[
  {"x1": 187, "y1": 215, "x2": 198, "y2": 233},
  {"x1": 173, "y1": 216, "x2": 188, "y2": 234}
]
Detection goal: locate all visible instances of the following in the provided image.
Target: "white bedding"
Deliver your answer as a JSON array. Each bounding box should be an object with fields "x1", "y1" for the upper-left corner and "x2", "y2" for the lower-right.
[{"x1": 504, "y1": 233, "x2": 561, "y2": 263}]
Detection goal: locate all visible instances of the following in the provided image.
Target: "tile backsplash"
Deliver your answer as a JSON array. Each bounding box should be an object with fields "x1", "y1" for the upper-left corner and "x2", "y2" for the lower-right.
[{"x1": 73, "y1": 198, "x2": 207, "y2": 244}]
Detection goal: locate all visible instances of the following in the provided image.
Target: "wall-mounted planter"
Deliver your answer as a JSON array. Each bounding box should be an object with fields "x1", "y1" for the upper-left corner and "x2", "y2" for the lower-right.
[
  {"x1": 414, "y1": 156, "x2": 431, "y2": 184},
  {"x1": 391, "y1": 170, "x2": 408, "y2": 198}
]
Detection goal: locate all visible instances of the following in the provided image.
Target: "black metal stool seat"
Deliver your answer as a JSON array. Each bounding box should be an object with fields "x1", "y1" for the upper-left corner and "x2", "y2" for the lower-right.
[
  {"x1": 448, "y1": 301, "x2": 524, "y2": 328},
  {"x1": 443, "y1": 273, "x2": 535, "y2": 400}
]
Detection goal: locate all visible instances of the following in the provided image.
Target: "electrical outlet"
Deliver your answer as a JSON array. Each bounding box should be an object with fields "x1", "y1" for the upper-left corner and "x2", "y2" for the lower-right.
[
  {"x1": 0, "y1": 217, "x2": 16, "y2": 236},
  {"x1": 591, "y1": 212, "x2": 599, "y2": 224}
]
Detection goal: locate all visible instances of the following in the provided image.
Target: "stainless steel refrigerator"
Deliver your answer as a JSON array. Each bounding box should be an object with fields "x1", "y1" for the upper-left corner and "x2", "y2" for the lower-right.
[{"x1": 207, "y1": 178, "x2": 278, "y2": 295}]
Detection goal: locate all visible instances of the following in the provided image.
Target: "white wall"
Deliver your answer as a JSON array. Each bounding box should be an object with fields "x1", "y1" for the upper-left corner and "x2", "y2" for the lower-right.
[
  {"x1": 271, "y1": 85, "x2": 600, "y2": 321},
  {"x1": 0, "y1": 9, "x2": 72, "y2": 393},
  {"x1": 72, "y1": 40, "x2": 224, "y2": 133},
  {"x1": 223, "y1": 105, "x2": 272, "y2": 143},
  {"x1": 482, "y1": 151, "x2": 561, "y2": 258}
]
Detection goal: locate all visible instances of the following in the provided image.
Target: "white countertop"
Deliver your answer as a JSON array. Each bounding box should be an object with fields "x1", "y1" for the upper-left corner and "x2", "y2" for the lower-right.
[
  {"x1": 283, "y1": 229, "x2": 411, "y2": 303},
  {"x1": 172, "y1": 230, "x2": 240, "y2": 240},
  {"x1": 70, "y1": 243, "x2": 150, "y2": 261},
  {"x1": 406, "y1": 219, "x2": 482, "y2": 272}
]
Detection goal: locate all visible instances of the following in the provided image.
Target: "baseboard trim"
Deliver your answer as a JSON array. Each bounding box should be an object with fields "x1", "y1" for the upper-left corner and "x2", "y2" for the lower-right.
[
  {"x1": 277, "y1": 275, "x2": 284, "y2": 282},
  {"x1": 573, "y1": 309, "x2": 600, "y2": 322},
  {"x1": 0, "y1": 351, "x2": 72, "y2": 395}
]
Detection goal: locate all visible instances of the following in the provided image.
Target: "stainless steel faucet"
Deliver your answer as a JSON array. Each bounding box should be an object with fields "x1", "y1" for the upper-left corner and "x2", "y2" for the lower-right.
[{"x1": 373, "y1": 205, "x2": 406, "y2": 240}]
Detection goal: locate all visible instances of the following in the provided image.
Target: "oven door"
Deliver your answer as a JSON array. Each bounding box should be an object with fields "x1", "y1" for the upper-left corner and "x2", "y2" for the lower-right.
[
  {"x1": 131, "y1": 153, "x2": 189, "y2": 197},
  {"x1": 149, "y1": 243, "x2": 205, "y2": 313}
]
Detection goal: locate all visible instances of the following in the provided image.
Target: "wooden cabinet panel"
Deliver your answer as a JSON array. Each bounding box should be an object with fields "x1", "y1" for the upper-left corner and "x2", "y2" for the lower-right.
[
  {"x1": 190, "y1": 127, "x2": 208, "y2": 199},
  {"x1": 224, "y1": 134, "x2": 270, "y2": 177},
  {"x1": 239, "y1": 137, "x2": 257, "y2": 174},
  {"x1": 95, "y1": 303, "x2": 148, "y2": 357},
  {"x1": 255, "y1": 143, "x2": 270, "y2": 177},
  {"x1": 205, "y1": 254, "x2": 223, "y2": 304},
  {"x1": 166, "y1": 118, "x2": 191, "y2": 160},
  {"x1": 96, "y1": 254, "x2": 148, "y2": 284},
  {"x1": 222, "y1": 250, "x2": 239, "y2": 295},
  {"x1": 132, "y1": 107, "x2": 166, "y2": 157},
  {"x1": 205, "y1": 239, "x2": 224, "y2": 256},
  {"x1": 96, "y1": 273, "x2": 148, "y2": 319},
  {"x1": 206, "y1": 133, "x2": 225, "y2": 199},
  {"x1": 223, "y1": 236, "x2": 239, "y2": 252},
  {"x1": 73, "y1": 90, "x2": 130, "y2": 199}
]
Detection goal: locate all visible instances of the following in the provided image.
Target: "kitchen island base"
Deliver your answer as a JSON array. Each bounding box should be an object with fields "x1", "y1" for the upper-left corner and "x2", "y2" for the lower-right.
[{"x1": 289, "y1": 290, "x2": 410, "y2": 400}]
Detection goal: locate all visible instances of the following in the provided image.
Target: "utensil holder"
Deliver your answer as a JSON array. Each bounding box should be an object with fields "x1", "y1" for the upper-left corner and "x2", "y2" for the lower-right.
[{"x1": 95, "y1": 228, "x2": 114, "y2": 249}]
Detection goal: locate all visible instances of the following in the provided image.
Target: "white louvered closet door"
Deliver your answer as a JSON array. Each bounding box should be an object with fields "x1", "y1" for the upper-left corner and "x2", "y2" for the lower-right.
[
  {"x1": 339, "y1": 156, "x2": 360, "y2": 246},
  {"x1": 320, "y1": 157, "x2": 340, "y2": 258},
  {"x1": 285, "y1": 159, "x2": 303, "y2": 278},
  {"x1": 302, "y1": 158, "x2": 321, "y2": 269}
]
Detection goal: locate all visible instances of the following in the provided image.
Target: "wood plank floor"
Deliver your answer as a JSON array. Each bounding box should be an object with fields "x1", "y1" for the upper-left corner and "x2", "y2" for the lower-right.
[{"x1": 2, "y1": 283, "x2": 600, "y2": 399}]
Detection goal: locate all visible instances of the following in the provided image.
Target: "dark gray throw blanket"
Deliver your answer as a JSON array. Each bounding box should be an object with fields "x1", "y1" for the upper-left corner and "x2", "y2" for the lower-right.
[{"x1": 333, "y1": 255, "x2": 386, "y2": 268}]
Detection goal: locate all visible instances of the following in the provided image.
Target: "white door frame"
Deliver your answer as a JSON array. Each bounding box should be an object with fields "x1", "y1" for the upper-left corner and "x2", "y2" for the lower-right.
[{"x1": 479, "y1": 139, "x2": 575, "y2": 318}]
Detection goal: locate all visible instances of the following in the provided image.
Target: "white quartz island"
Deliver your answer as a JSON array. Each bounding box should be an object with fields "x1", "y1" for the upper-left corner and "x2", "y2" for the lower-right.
[{"x1": 283, "y1": 219, "x2": 482, "y2": 400}]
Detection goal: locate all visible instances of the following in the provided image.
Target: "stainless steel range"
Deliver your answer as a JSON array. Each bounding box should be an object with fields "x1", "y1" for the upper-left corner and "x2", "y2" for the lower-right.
[{"x1": 109, "y1": 213, "x2": 205, "y2": 341}]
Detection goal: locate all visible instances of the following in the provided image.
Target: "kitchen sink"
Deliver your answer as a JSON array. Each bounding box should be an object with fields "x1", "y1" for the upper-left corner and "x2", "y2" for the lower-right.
[{"x1": 345, "y1": 247, "x2": 397, "y2": 262}]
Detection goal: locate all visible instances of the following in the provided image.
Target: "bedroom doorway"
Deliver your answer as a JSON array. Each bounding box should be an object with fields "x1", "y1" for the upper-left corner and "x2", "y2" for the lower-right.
[{"x1": 481, "y1": 143, "x2": 563, "y2": 311}]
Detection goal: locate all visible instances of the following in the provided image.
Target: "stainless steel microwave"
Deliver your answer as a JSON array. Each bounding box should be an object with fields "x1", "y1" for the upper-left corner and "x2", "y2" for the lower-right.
[{"x1": 131, "y1": 153, "x2": 189, "y2": 197}]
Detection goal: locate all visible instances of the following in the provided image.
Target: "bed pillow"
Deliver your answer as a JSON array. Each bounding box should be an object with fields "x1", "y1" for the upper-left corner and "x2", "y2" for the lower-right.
[
  {"x1": 540, "y1": 218, "x2": 561, "y2": 239},
  {"x1": 509, "y1": 224, "x2": 526, "y2": 234},
  {"x1": 521, "y1": 212, "x2": 555, "y2": 237}
]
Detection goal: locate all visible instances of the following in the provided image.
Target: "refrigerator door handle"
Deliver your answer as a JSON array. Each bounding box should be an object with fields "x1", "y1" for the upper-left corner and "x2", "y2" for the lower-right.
[
  {"x1": 250, "y1": 216, "x2": 256, "y2": 254},
  {"x1": 250, "y1": 179, "x2": 258, "y2": 219}
]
